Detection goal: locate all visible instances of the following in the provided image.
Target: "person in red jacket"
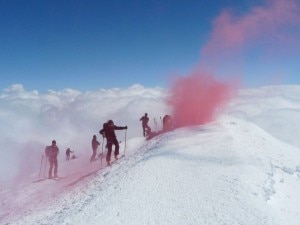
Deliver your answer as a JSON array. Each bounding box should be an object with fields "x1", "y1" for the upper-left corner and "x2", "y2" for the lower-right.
[{"x1": 99, "y1": 120, "x2": 127, "y2": 166}]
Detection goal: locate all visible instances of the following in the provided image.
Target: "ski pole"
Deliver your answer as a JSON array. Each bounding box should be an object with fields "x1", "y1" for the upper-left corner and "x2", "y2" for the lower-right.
[
  {"x1": 44, "y1": 156, "x2": 48, "y2": 178},
  {"x1": 154, "y1": 118, "x2": 157, "y2": 131},
  {"x1": 38, "y1": 154, "x2": 44, "y2": 180},
  {"x1": 160, "y1": 116, "x2": 162, "y2": 130},
  {"x1": 123, "y1": 129, "x2": 127, "y2": 156},
  {"x1": 101, "y1": 136, "x2": 104, "y2": 168}
]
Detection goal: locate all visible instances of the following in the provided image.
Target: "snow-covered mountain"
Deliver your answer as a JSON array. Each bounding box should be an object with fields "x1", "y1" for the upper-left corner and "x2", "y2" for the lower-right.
[{"x1": 1, "y1": 85, "x2": 300, "y2": 225}]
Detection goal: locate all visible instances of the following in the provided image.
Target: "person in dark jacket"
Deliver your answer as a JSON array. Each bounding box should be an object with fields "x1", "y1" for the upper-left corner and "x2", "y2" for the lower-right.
[
  {"x1": 140, "y1": 113, "x2": 151, "y2": 137},
  {"x1": 65, "y1": 148, "x2": 73, "y2": 161},
  {"x1": 163, "y1": 114, "x2": 172, "y2": 131},
  {"x1": 90, "y1": 134, "x2": 100, "y2": 162},
  {"x1": 45, "y1": 140, "x2": 59, "y2": 178},
  {"x1": 99, "y1": 120, "x2": 127, "y2": 165}
]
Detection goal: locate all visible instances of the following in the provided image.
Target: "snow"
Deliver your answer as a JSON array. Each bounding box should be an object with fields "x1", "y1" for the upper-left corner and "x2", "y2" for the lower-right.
[{"x1": 1, "y1": 85, "x2": 300, "y2": 225}]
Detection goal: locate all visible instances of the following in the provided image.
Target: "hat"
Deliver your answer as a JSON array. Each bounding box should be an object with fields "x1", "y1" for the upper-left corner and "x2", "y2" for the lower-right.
[{"x1": 52, "y1": 140, "x2": 56, "y2": 144}]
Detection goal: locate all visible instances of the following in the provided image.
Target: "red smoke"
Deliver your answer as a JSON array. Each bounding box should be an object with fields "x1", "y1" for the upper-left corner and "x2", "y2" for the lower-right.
[
  {"x1": 167, "y1": 72, "x2": 235, "y2": 128},
  {"x1": 166, "y1": 0, "x2": 300, "y2": 128},
  {"x1": 202, "y1": 0, "x2": 300, "y2": 57},
  {"x1": 199, "y1": 0, "x2": 300, "y2": 81}
]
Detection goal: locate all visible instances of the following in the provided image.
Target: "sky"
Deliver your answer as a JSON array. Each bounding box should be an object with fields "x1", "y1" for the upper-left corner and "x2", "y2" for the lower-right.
[
  {"x1": 1, "y1": 85, "x2": 300, "y2": 224},
  {"x1": 1, "y1": 0, "x2": 300, "y2": 92}
]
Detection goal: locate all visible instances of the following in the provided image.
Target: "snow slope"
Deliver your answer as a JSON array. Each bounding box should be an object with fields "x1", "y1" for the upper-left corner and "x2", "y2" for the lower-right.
[{"x1": 1, "y1": 86, "x2": 300, "y2": 225}]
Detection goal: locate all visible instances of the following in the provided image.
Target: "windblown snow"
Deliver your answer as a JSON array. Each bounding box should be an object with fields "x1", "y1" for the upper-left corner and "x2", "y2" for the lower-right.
[{"x1": 1, "y1": 85, "x2": 300, "y2": 225}]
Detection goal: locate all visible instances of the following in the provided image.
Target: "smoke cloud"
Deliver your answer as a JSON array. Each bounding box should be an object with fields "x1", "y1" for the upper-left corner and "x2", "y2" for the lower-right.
[
  {"x1": 203, "y1": 0, "x2": 300, "y2": 56},
  {"x1": 167, "y1": 72, "x2": 234, "y2": 128},
  {"x1": 166, "y1": 0, "x2": 300, "y2": 128},
  {"x1": 201, "y1": 0, "x2": 300, "y2": 80}
]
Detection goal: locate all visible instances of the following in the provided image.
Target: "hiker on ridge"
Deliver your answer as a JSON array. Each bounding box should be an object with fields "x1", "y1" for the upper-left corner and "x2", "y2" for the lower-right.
[
  {"x1": 140, "y1": 113, "x2": 151, "y2": 137},
  {"x1": 65, "y1": 148, "x2": 73, "y2": 161},
  {"x1": 90, "y1": 134, "x2": 100, "y2": 162},
  {"x1": 163, "y1": 115, "x2": 173, "y2": 131},
  {"x1": 45, "y1": 140, "x2": 59, "y2": 178},
  {"x1": 99, "y1": 120, "x2": 127, "y2": 166}
]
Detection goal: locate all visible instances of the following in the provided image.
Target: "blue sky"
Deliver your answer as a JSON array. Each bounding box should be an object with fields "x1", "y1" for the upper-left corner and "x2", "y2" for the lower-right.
[{"x1": 1, "y1": 0, "x2": 299, "y2": 92}]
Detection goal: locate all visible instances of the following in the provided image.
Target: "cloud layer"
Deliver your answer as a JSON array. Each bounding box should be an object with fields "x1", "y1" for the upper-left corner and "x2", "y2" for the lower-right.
[{"x1": 0, "y1": 84, "x2": 167, "y2": 183}]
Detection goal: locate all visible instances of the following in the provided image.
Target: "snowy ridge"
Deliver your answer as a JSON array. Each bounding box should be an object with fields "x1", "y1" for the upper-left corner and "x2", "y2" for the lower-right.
[{"x1": 1, "y1": 114, "x2": 300, "y2": 225}]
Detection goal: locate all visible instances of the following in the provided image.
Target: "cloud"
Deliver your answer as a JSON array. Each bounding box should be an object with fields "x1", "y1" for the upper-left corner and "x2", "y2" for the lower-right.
[{"x1": 0, "y1": 84, "x2": 167, "y2": 183}]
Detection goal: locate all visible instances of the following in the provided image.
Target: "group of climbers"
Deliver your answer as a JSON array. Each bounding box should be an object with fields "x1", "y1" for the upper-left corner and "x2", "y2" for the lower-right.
[{"x1": 44, "y1": 113, "x2": 172, "y2": 178}]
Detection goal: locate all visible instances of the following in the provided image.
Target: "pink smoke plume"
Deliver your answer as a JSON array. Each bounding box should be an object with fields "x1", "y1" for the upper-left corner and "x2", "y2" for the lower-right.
[
  {"x1": 167, "y1": 72, "x2": 235, "y2": 128},
  {"x1": 166, "y1": 0, "x2": 300, "y2": 128},
  {"x1": 201, "y1": 0, "x2": 300, "y2": 67}
]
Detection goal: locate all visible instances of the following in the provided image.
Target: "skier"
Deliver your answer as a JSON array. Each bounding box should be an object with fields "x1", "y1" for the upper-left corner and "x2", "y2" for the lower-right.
[
  {"x1": 140, "y1": 113, "x2": 151, "y2": 137},
  {"x1": 45, "y1": 140, "x2": 59, "y2": 178},
  {"x1": 99, "y1": 120, "x2": 127, "y2": 166},
  {"x1": 65, "y1": 148, "x2": 73, "y2": 161},
  {"x1": 90, "y1": 134, "x2": 100, "y2": 162}
]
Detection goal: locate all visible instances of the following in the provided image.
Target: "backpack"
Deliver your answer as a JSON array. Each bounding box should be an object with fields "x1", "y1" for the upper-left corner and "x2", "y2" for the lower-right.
[
  {"x1": 100, "y1": 122, "x2": 108, "y2": 137},
  {"x1": 45, "y1": 146, "x2": 52, "y2": 157}
]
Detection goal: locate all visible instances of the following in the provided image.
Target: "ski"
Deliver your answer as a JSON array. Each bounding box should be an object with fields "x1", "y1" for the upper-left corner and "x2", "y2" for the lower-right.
[
  {"x1": 48, "y1": 176, "x2": 65, "y2": 181},
  {"x1": 107, "y1": 155, "x2": 125, "y2": 166},
  {"x1": 32, "y1": 178, "x2": 47, "y2": 183},
  {"x1": 32, "y1": 177, "x2": 64, "y2": 183}
]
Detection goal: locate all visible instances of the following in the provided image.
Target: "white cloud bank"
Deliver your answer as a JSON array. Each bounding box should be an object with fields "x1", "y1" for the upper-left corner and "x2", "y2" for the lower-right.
[
  {"x1": 227, "y1": 85, "x2": 300, "y2": 148},
  {"x1": 0, "y1": 84, "x2": 168, "y2": 183},
  {"x1": 1, "y1": 84, "x2": 300, "y2": 185}
]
